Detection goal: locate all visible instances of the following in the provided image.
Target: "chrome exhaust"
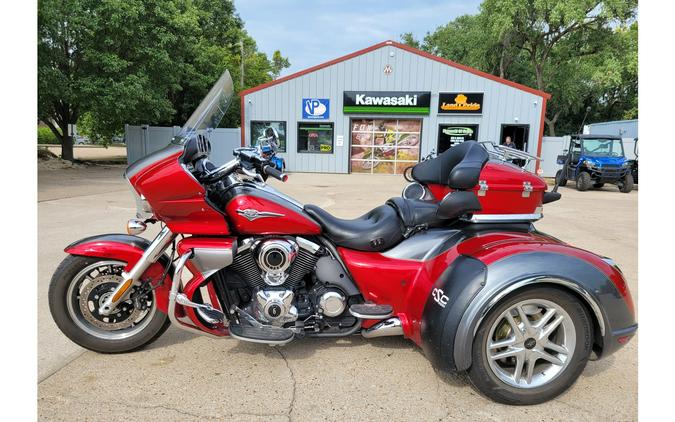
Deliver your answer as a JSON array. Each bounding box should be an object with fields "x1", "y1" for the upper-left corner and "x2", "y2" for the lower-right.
[{"x1": 361, "y1": 317, "x2": 403, "y2": 338}]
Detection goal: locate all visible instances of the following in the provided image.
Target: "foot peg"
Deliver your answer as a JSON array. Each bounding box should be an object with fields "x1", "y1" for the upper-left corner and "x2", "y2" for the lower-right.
[
  {"x1": 175, "y1": 293, "x2": 225, "y2": 325},
  {"x1": 349, "y1": 303, "x2": 394, "y2": 319}
]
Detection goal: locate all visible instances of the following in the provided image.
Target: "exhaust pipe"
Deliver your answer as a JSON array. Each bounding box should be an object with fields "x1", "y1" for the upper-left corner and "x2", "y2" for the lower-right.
[{"x1": 361, "y1": 317, "x2": 403, "y2": 338}]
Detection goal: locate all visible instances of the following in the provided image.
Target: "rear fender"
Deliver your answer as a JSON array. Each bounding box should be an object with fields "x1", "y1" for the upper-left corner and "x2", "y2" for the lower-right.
[
  {"x1": 65, "y1": 234, "x2": 174, "y2": 313},
  {"x1": 452, "y1": 251, "x2": 636, "y2": 371}
]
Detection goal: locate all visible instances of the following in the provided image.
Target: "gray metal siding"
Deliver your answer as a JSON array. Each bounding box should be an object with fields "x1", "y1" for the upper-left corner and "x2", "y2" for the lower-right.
[
  {"x1": 588, "y1": 120, "x2": 638, "y2": 139},
  {"x1": 243, "y1": 43, "x2": 545, "y2": 173},
  {"x1": 125, "y1": 125, "x2": 240, "y2": 166}
]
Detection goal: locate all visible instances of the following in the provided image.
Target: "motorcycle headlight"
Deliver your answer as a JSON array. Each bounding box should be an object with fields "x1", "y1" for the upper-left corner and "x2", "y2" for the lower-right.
[{"x1": 127, "y1": 180, "x2": 154, "y2": 219}]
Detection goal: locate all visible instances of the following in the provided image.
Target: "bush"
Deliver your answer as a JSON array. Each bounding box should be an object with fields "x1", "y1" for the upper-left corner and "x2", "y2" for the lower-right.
[{"x1": 38, "y1": 127, "x2": 60, "y2": 145}]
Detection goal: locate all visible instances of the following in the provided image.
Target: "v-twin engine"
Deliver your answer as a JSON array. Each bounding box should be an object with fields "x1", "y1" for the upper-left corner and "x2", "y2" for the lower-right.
[{"x1": 229, "y1": 237, "x2": 322, "y2": 326}]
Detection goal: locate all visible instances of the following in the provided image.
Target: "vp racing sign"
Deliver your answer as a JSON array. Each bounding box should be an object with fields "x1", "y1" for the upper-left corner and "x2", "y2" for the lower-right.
[
  {"x1": 343, "y1": 91, "x2": 431, "y2": 114},
  {"x1": 302, "y1": 98, "x2": 329, "y2": 120}
]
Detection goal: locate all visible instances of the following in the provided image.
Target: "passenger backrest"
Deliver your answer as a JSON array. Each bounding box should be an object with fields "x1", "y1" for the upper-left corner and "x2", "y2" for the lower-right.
[{"x1": 411, "y1": 141, "x2": 489, "y2": 189}]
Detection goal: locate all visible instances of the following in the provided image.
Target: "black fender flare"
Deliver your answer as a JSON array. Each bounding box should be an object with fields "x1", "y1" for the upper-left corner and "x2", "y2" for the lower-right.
[
  {"x1": 451, "y1": 252, "x2": 636, "y2": 371},
  {"x1": 419, "y1": 255, "x2": 488, "y2": 372}
]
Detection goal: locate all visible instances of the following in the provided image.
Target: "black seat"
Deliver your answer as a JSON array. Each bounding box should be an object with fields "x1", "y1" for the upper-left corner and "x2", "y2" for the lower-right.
[
  {"x1": 411, "y1": 141, "x2": 489, "y2": 189},
  {"x1": 304, "y1": 204, "x2": 404, "y2": 252},
  {"x1": 386, "y1": 197, "x2": 443, "y2": 229}
]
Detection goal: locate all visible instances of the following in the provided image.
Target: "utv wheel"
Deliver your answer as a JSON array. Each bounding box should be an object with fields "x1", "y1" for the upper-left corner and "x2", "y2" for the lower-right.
[
  {"x1": 575, "y1": 172, "x2": 592, "y2": 191},
  {"x1": 593, "y1": 183, "x2": 605, "y2": 188},
  {"x1": 467, "y1": 287, "x2": 592, "y2": 405},
  {"x1": 619, "y1": 174, "x2": 634, "y2": 193},
  {"x1": 555, "y1": 170, "x2": 567, "y2": 187},
  {"x1": 49, "y1": 255, "x2": 170, "y2": 353}
]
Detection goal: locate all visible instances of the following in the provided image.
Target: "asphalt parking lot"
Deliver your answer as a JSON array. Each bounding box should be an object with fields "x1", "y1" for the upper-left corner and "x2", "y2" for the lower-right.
[{"x1": 37, "y1": 165, "x2": 637, "y2": 421}]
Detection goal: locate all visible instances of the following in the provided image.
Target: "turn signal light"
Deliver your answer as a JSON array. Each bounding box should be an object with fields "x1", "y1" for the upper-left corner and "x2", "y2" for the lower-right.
[{"x1": 126, "y1": 219, "x2": 147, "y2": 235}]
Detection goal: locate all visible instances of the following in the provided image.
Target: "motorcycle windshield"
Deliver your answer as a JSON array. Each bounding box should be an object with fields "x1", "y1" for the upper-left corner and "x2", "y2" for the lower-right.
[{"x1": 175, "y1": 70, "x2": 234, "y2": 142}]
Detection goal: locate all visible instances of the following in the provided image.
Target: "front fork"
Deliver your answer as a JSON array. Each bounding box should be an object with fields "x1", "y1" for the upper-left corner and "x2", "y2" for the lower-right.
[{"x1": 99, "y1": 226, "x2": 175, "y2": 315}]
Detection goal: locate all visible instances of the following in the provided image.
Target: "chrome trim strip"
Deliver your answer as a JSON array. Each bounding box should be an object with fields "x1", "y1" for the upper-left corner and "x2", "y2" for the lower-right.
[
  {"x1": 361, "y1": 318, "x2": 403, "y2": 338},
  {"x1": 236, "y1": 208, "x2": 285, "y2": 221},
  {"x1": 99, "y1": 226, "x2": 175, "y2": 315},
  {"x1": 465, "y1": 213, "x2": 543, "y2": 223}
]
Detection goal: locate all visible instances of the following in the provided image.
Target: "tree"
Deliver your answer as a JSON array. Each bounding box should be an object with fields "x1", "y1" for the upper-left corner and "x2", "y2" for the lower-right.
[
  {"x1": 270, "y1": 50, "x2": 291, "y2": 80},
  {"x1": 38, "y1": 0, "x2": 285, "y2": 160},
  {"x1": 480, "y1": 0, "x2": 637, "y2": 135},
  {"x1": 402, "y1": 0, "x2": 638, "y2": 136}
]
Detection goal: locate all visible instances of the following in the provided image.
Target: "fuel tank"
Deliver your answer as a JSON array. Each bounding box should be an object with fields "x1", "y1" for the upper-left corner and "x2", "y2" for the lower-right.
[{"x1": 222, "y1": 183, "x2": 322, "y2": 235}]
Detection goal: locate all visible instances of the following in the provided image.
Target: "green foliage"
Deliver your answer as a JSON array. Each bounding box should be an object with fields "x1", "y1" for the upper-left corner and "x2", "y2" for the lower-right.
[
  {"x1": 38, "y1": 0, "x2": 285, "y2": 158},
  {"x1": 37, "y1": 126, "x2": 59, "y2": 144},
  {"x1": 270, "y1": 50, "x2": 291, "y2": 80},
  {"x1": 404, "y1": 0, "x2": 638, "y2": 136}
]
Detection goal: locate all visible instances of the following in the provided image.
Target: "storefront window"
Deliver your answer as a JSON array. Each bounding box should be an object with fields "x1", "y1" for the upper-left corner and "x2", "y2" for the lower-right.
[
  {"x1": 437, "y1": 124, "x2": 479, "y2": 153},
  {"x1": 350, "y1": 119, "x2": 421, "y2": 174},
  {"x1": 298, "y1": 122, "x2": 334, "y2": 153},
  {"x1": 251, "y1": 121, "x2": 287, "y2": 152}
]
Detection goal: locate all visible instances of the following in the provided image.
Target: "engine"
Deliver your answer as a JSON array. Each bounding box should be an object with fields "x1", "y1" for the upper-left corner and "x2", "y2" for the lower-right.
[{"x1": 226, "y1": 236, "x2": 353, "y2": 328}]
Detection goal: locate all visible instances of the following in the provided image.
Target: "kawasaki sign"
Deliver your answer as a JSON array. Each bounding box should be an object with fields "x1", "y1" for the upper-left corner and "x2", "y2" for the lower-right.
[{"x1": 343, "y1": 91, "x2": 431, "y2": 114}]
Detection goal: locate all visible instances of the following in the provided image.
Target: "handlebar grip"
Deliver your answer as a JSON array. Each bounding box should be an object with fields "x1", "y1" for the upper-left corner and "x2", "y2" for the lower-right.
[{"x1": 262, "y1": 165, "x2": 288, "y2": 182}]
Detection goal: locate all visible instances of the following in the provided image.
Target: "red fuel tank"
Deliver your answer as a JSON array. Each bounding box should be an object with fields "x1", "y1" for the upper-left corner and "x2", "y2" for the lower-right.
[
  {"x1": 426, "y1": 161, "x2": 548, "y2": 215},
  {"x1": 224, "y1": 185, "x2": 322, "y2": 235}
]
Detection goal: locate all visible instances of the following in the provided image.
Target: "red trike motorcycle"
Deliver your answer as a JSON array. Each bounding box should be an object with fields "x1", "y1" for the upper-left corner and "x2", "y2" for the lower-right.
[{"x1": 49, "y1": 70, "x2": 636, "y2": 404}]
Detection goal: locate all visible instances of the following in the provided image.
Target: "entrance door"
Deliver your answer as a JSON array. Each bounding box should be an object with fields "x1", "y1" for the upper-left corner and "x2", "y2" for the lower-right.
[
  {"x1": 350, "y1": 119, "x2": 422, "y2": 174},
  {"x1": 437, "y1": 124, "x2": 479, "y2": 153},
  {"x1": 500, "y1": 124, "x2": 530, "y2": 151}
]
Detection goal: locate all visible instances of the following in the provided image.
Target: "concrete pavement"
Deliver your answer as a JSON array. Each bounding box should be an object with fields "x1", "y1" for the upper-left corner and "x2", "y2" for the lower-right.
[{"x1": 38, "y1": 166, "x2": 637, "y2": 421}]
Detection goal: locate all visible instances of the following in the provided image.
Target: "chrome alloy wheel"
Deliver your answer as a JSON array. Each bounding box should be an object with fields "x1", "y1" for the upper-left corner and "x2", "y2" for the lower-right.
[
  {"x1": 65, "y1": 260, "x2": 157, "y2": 340},
  {"x1": 485, "y1": 298, "x2": 576, "y2": 389}
]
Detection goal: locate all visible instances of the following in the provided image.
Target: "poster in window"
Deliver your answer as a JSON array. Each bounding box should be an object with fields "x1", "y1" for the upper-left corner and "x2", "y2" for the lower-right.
[
  {"x1": 250, "y1": 121, "x2": 287, "y2": 152},
  {"x1": 298, "y1": 123, "x2": 334, "y2": 153},
  {"x1": 350, "y1": 119, "x2": 421, "y2": 175}
]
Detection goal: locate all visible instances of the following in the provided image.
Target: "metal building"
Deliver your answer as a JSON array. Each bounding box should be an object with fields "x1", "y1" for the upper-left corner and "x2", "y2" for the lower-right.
[
  {"x1": 240, "y1": 40, "x2": 550, "y2": 174},
  {"x1": 587, "y1": 119, "x2": 638, "y2": 139}
]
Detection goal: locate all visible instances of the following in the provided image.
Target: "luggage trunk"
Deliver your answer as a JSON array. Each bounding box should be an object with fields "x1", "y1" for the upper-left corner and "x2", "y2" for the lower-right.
[{"x1": 425, "y1": 161, "x2": 547, "y2": 218}]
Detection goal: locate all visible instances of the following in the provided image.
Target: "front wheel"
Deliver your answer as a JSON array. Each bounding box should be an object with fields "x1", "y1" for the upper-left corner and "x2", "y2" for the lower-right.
[
  {"x1": 576, "y1": 172, "x2": 592, "y2": 191},
  {"x1": 48, "y1": 255, "x2": 170, "y2": 353},
  {"x1": 467, "y1": 287, "x2": 592, "y2": 405},
  {"x1": 619, "y1": 174, "x2": 634, "y2": 193}
]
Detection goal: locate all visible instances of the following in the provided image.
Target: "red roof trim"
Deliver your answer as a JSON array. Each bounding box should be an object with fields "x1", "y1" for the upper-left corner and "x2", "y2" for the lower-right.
[{"x1": 240, "y1": 40, "x2": 551, "y2": 99}]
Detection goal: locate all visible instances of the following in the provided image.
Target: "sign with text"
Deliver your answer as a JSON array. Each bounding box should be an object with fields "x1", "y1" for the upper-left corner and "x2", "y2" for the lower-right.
[
  {"x1": 438, "y1": 92, "x2": 484, "y2": 114},
  {"x1": 343, "y1": 91, "x2": 430, "y2": 114},
  {"x1": 302, "y1": 98, "x2": 330, "y2": 119}
]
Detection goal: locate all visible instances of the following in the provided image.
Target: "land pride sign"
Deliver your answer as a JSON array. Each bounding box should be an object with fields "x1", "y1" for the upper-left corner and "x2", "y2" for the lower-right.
[{"x1": 343, "y1": 91, "x2": 431, "y2": 114}]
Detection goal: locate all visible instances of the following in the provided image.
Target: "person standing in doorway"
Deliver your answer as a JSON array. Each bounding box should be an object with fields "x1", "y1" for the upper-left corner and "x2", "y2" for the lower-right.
[{"x1": 503, "y1": 136, "x2": 516, "y2": 148}]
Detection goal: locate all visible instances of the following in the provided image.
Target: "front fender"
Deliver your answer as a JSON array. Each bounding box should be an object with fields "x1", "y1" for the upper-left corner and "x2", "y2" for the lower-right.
[
  {"x1": 452, "y1": 251, "x2": 636, "y2": 371},
  {"x1": 65, "y1": 234, "x2": 174, "y2": 313}
]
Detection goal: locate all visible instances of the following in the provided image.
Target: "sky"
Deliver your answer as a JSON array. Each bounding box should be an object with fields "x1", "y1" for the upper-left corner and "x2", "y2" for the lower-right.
[{"x1": 234, "y1": 0, "x2": 482, "y2": 77}]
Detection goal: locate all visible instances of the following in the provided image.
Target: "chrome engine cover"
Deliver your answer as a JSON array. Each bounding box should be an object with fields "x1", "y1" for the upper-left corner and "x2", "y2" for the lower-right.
[
  {"x1": 256, "y1": 239, "x2": 298, "y2": 286},
  {"x1": 254, "y1": 289, "x2": 298, "y2": 326}
]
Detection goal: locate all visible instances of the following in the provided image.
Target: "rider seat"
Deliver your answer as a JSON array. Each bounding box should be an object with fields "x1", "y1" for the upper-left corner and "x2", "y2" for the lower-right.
[{"x1": 304, "y1": 204, "x2": 404, "y2": 252}]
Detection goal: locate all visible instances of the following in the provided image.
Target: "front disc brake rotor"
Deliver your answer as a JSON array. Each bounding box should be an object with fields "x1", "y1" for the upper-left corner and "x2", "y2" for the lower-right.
[{"x1": 79, "y1": 275, "x2": 143, "y2": 330}]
